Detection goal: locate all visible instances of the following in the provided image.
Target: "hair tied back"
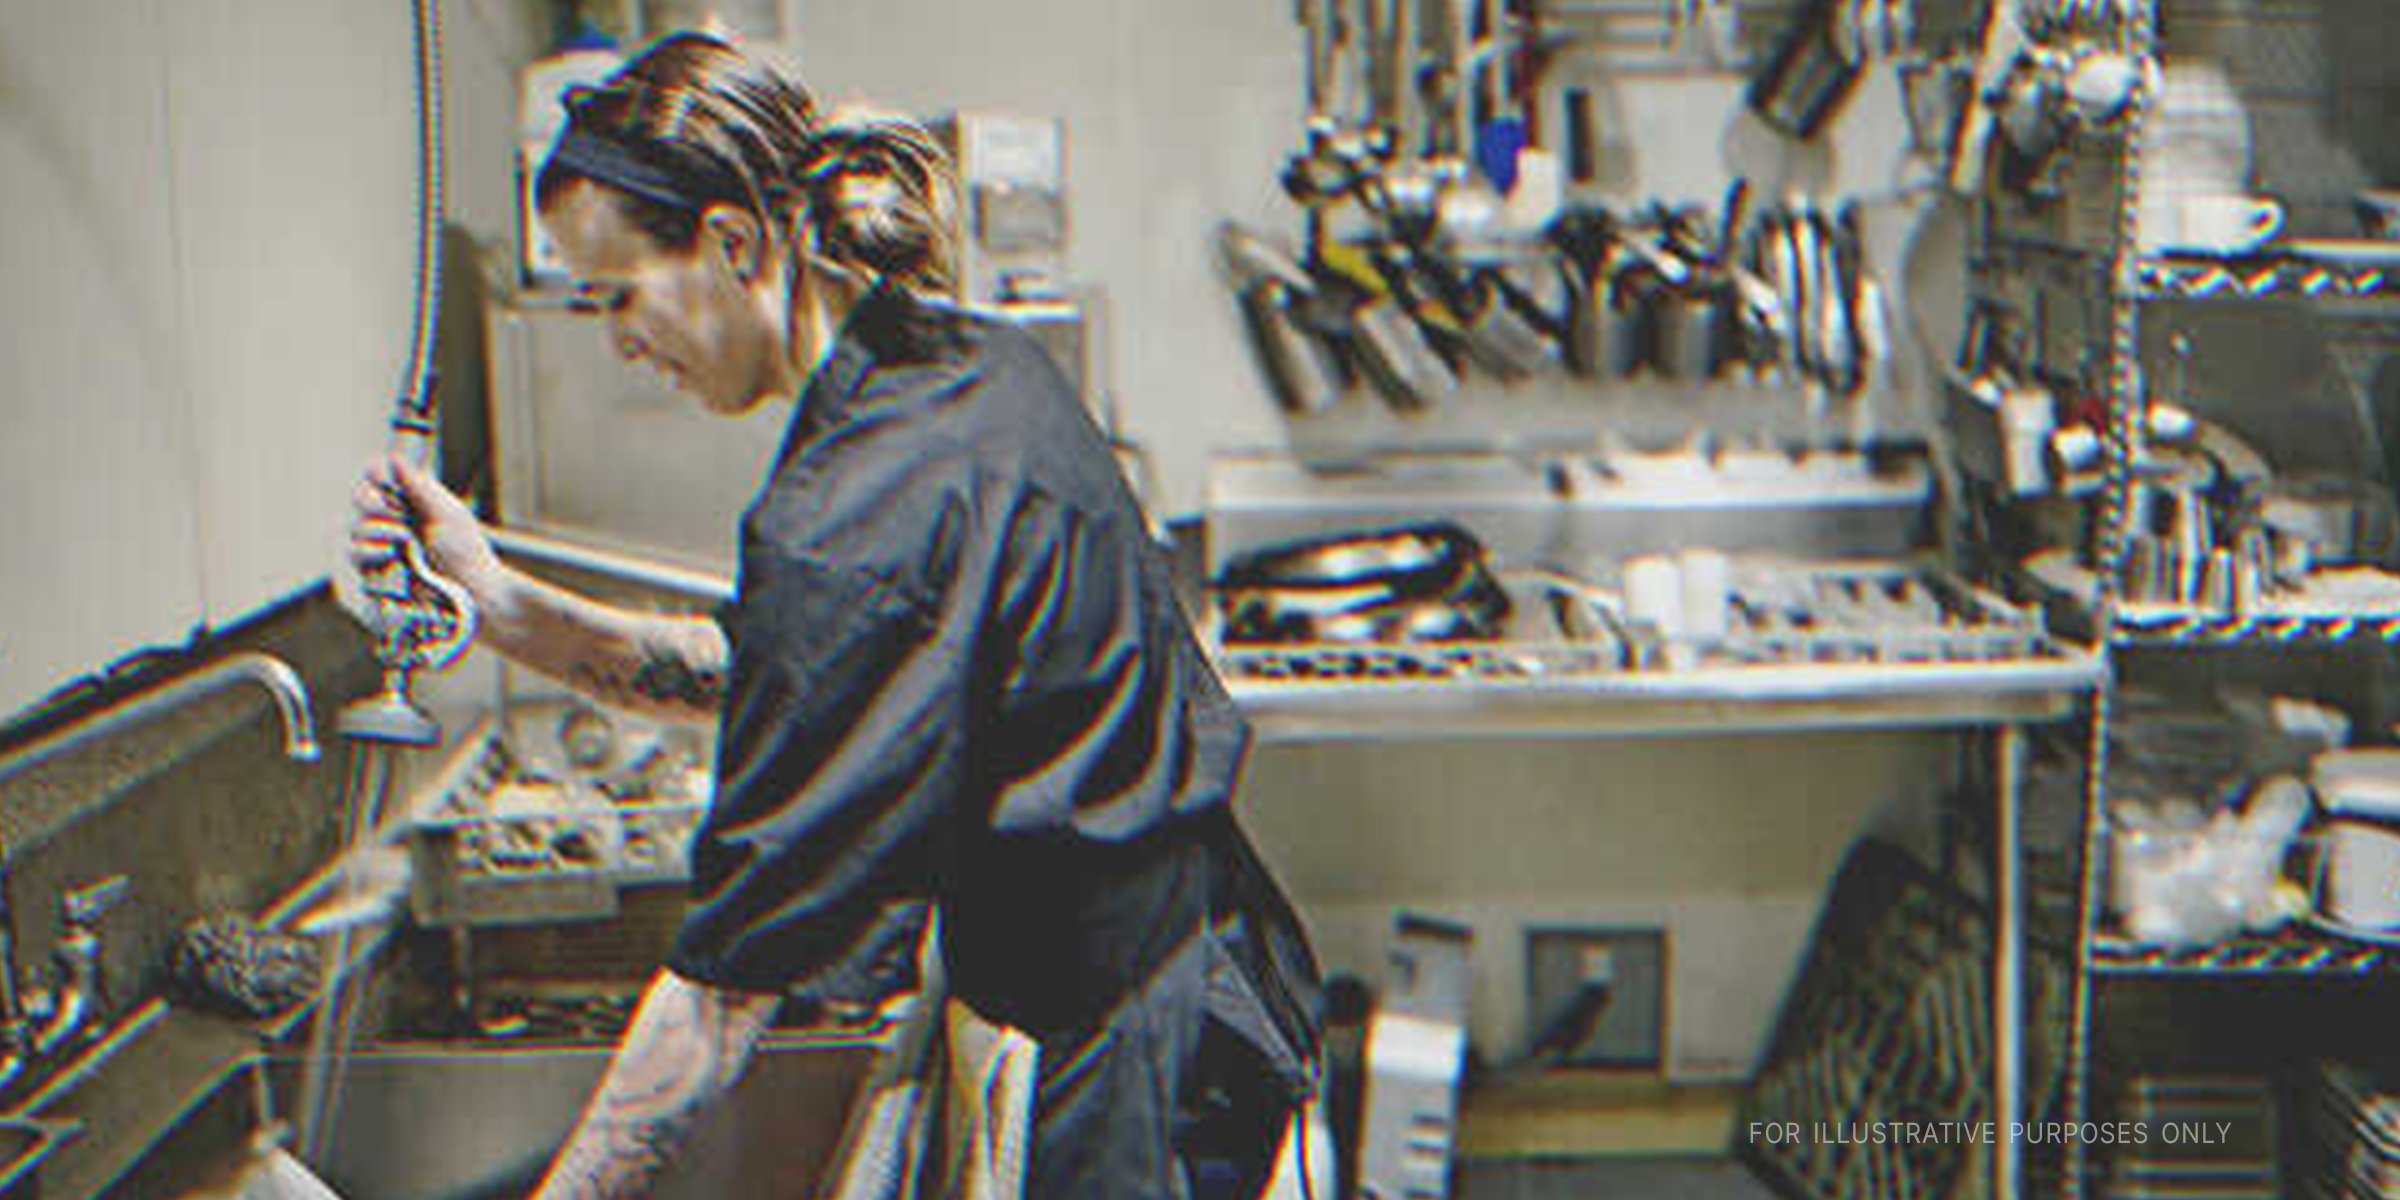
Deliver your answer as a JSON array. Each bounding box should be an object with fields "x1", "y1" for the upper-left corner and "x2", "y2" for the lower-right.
[{"x1": 799, "y1": 108, "x2": 960, "y2": 299}]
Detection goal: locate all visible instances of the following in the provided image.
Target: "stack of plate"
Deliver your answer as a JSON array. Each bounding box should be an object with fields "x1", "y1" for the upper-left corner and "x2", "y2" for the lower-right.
[
  {"x1": 2102, "y1": 1074, "x2": 2279, "y2": 1200},
  {"x1": 2296, "y1": 1060, "x2": 2400, "y2": 1199}
]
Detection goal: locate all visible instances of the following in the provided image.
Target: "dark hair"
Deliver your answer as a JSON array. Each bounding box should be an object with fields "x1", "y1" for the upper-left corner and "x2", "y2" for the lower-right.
[{"x1": 534, "y1": 33, "x2": 959, "y2": 299}]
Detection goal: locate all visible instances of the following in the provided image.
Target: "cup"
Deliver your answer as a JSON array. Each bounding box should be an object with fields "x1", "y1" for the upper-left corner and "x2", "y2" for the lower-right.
[
  {"x1": 1622, "y1": 556, "x2": 1684, "y2": 640},
  {"x1": 1677, "y1": 548, "x2": 1731, "y2": 641},
  {"x1": 1651, "y1": 292, "x2": 1721, "y2": 381},
  {"x1": 2000, "y1": 385, "x2": 2059, "y2": 495},
  {"x1": 2185, "y1": 194, "x2": 2282, "y2": 253}
]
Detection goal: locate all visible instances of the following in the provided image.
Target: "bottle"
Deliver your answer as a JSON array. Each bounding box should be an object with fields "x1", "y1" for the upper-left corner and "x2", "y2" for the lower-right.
[{"x1": 519, "y1": 24, "x2": 623, "y2": 289}]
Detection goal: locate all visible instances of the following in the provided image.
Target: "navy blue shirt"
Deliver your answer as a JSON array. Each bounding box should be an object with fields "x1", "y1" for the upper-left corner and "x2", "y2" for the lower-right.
[{"x1": 668, "y1": 291, "x2": 1259, "y2": 1034}]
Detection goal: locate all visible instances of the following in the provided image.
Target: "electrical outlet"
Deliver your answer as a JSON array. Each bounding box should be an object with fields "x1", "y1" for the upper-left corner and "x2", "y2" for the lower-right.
[{"x1": 1524, "y1": 927, "x2": 1666, "y2": 1069}]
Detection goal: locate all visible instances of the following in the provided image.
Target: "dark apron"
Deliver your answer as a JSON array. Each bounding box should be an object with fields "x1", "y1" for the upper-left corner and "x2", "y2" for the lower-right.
[{"x1": 945, "y1": 812, "x2": 1321, "y2": 1200}]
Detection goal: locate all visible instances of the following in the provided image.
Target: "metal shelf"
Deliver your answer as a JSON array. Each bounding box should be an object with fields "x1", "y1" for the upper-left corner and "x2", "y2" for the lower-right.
[
  {"x1": 2092, "y1": 926, "x2": 2400, "y2": 978},
  {"x1": 2110, "y1": 605, "x2": 2400, "y2": 647},
  {"x1": 2137, "y1": 250, "x2": 2400, "y2": 305},
  {"x1": 1211, "y1": 562, "x2": 2103, "y2": 740},
  {"x1": 1978, "y1": 239, "x2": 2400, "y2": 307},
  {"x1": 1217, "y1": 647, "x2": 2100, "y2": 741},
  {"x1": 2014, "y1": 560, "x2": 2400, "y2": 650}
]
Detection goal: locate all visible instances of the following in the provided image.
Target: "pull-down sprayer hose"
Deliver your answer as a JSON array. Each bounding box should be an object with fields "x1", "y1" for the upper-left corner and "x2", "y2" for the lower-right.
[{"x1": 341, "y1": 0, "x2": 476, "y2": 747}]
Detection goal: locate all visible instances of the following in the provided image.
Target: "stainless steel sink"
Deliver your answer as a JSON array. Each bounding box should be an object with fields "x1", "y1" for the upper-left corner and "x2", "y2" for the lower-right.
[
  {"x1": 262, "y1": 1035, "x2": 880, "y2": 1200},
  {"x1": 0, "y1": 1113, "x2": 78, "y2": 1196}
]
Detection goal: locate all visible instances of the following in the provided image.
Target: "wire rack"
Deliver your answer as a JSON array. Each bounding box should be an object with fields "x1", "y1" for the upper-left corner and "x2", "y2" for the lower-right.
[
  {"x1": 2090, "y1": 927, "x2": 2400, "y2": 977},
  {"x1": 2110, "y1": 607, "x2": 2400, "y2": 646},
  {"x1": 2137, "y1": 256, "x2": 2400, "y2": 303},
  {"x1": 1213, "y1": 640, "x2": 1620, "y2": 684},
  {"x1": 1213, "y1": 563, "x2": 2064, "y2": 683}
]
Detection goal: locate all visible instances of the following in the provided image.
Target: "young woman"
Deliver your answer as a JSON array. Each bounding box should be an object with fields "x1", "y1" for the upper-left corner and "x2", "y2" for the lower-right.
[{"x1": 351, "y1": 32, "x2": 1321, "y2": 1200}]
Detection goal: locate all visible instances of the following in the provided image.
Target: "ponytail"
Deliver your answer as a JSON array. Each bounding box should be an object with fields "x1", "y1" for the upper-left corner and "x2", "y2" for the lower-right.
[{"x1": 798, "y1": 111, "x2": 960, "y2": 301}]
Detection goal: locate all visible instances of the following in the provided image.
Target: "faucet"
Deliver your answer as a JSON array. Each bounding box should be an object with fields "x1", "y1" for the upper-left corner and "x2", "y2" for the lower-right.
[
  {"x1": 0, "y1": 875, "x2": 129, "y2": 1096},
  {"x1": 23, "y1": 876, "x2": 127, "y2": 1057},
  {"x1": 0, "y1": 652, "x2": 316, "y2": 1097},
  {"x1": 0, "y1": 651, "x2": 320, "y2": 790}
]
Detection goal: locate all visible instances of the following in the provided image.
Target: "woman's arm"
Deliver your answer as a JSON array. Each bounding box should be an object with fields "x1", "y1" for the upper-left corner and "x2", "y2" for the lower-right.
[
  {"x1": 476, "y1": 569, "x2": 730, "y2": 722},
  {"x1": 530, "y1": 970, "x2": 781, "y2": 1200},
  {"x1": 352, "y1": 455, "x2": 729, "y2": 721}
]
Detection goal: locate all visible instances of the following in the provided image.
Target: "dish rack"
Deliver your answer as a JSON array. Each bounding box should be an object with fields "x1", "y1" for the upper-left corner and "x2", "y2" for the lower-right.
[{"x1": 406, "y1": 714, "x2": 709, "y2": 928}]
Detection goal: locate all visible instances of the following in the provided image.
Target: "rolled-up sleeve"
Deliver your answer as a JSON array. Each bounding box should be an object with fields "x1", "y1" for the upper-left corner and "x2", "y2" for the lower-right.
[{"x1": 669, "y1": 544, "x2": 971, "y2": 992}]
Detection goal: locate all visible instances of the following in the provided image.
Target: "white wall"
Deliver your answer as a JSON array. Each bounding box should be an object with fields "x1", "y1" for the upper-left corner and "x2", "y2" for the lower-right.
[
  {"x1": 785, "y1": 0, "x2": 1306, "y2": 515},
  {"x1": 771, "y1": 0, "x2": 1964, "y2": 1079},
  {"x1": 783, "y1": 3, "x2": 1962, "y2": 514},
  {"x1": 0, "y1": 0, "x2": 535, "y2": 719},
  {"x1": 1241, "y1": 732, "x2": 1949, "y2": 1079},
  {"x1": 0, "y1": 0, "x2": 209, "y2": 717}
]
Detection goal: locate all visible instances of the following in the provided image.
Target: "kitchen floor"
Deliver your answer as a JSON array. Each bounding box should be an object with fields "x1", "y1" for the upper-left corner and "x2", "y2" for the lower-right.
[
  {"x1": 1456, "y1": 1156, "x2": 1782, "y2": 1200},
  {"x1": 1450, "y1": 1076, "x2": 1782, "y2": 1199}
]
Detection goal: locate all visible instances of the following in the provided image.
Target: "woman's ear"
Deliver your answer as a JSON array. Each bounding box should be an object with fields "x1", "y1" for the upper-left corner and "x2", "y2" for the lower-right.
[{"x1": 701, "y1": 205, "x2": 768, "y2": 284}]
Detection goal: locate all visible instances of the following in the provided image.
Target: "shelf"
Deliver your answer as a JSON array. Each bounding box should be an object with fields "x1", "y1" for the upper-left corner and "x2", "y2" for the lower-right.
[
  {"x1": 2138, "y1": 248, "x2": 2400, "y2": 306},
  {"x1": 2092, "y1": 925, "x2": 2400, "y2": 978},
  {"x1": 1978, "y1": 238, "x2": 2400, "y2": 309},
  {"x1": 2016, "y1": 559, "x2": 2400, "y2": 649},
  {"x1": 1218, "y1": 648, "x2": 2100, "y2": 741},
  {"x1": 2110, "y1": 605, "x2": 2400, "y2": 647}
]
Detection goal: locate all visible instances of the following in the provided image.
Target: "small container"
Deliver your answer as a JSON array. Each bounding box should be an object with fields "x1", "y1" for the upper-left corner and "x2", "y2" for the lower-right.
[
  {"x1": 1678, "y1": 548, "x2": 1732, "y2": 642},
  {"x1": 1651, "y1": 292, "x2": 1722, "y2": 382}
]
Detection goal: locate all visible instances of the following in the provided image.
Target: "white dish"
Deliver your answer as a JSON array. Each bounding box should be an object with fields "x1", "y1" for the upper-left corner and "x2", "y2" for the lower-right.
[
  {"x1": 2282, "y1": 238, "x2": 2400, "y2": 266},
  {"x1": 2312, "y1": 749, "x2": 2400, "y2": 818},
  {"x1": 2303, "y1": 909, "x2": 2400, "y2": 948}
]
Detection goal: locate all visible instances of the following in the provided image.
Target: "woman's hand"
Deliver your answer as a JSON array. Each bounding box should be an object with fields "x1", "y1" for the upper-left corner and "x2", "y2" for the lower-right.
[{"x1": 349, "y1": 454, "x2": 506, "y2": 608}]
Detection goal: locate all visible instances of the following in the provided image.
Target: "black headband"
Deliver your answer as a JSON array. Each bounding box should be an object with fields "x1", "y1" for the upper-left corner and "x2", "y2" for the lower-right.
[{"x1": 546, "y1": 122, "x2": 750, "y2": 214}]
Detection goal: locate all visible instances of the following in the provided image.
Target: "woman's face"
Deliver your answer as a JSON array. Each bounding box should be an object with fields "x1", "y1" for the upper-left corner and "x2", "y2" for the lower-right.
[{"x1": 545, "y1": 180, "x2": 799, "y2": 415}]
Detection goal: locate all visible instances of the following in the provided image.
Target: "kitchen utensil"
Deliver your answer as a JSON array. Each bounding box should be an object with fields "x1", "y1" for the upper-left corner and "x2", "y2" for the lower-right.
[
  {"x1": 2124, "y1": 533, "x2": 2168, "y2": 604},
  {"x1": 2202, "y1": 548, "x2": 2239, "y2": 613},
  {"x1": 1652, "y1": 290, "x2": 1721, "y2": 381},
  {"x1": 1217, "y1": 523, "x2": 1514, "y2": 644},
  {"x1": 1219, "y1": 522, "x2": 1481, "y2": 591},
  {"x1": 1748, "y1": 0, "x2": 1868, "y2": 139},
  {"x1": 1349, "y1": 294, "x2": 1458, "y2": 413},
  {"x1": 1241, "y1": 280, "x2": 1346, "y2": 415}
]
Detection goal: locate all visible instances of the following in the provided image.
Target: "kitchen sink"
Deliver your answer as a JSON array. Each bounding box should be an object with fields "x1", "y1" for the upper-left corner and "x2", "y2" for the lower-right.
[
  {"x1": 0, "y1": 1113, "x2": 77, "y2": 1196},
  {"x1": 11, "y1": 865, "x2": 923, "y2": 1200},
  {"x1": 260, "y1": 1033, "x2": 883, "y2": 1200}
]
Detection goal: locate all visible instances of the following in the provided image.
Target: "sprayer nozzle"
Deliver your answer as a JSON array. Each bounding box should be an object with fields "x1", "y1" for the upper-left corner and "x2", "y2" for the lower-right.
[{"x1": 339, "y1": 688, "x2": 441, "y2": 746}]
